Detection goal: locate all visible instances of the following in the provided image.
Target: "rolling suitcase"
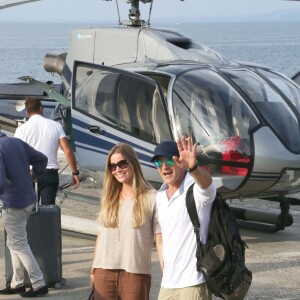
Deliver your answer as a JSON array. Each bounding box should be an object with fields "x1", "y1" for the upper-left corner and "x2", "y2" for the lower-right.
[{"x1": 4, "y1": 202, "x2": 65, "y2": 289}]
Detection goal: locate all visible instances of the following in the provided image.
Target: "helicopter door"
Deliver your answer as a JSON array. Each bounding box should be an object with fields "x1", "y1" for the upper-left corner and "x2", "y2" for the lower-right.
[{"x1": 70, "y1": 61, "x2": 171, "y2": 181}]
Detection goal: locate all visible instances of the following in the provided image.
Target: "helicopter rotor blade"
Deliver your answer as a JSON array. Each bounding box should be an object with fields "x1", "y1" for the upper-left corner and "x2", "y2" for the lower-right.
[{"x1": 0, "y1": 0, "x2": 40, "y2": 10}]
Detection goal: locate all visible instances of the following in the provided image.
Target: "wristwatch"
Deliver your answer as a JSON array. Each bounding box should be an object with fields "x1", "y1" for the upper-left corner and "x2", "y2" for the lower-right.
[{"x1": 72, "y1": 170, "x2": 80, "y2": 176}]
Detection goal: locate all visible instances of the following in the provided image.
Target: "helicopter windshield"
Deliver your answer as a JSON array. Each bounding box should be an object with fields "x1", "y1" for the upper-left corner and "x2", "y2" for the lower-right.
[
  {"x1": 222, "y1": 68, "x2": 300, "y2": 153},
  {"x1": 258, "y1": 69, "x2": 300, "y2": 111},
  {"x1": 172, "y1": 68, "x2": 258, "y2": 176}
]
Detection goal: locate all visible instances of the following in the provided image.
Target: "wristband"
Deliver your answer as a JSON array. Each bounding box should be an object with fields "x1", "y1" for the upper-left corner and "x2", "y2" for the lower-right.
[
  {"x1": 187, "y1": 162, "x2": 199, "y2": 173},
  {"x1": 72, "y1": 170, "x2": 80, "y2": 176}
]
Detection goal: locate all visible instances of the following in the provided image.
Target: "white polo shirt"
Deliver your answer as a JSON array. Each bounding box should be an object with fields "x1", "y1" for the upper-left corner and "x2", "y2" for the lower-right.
[
  {"x1": 15, "y1": 115, "x2": 66, "y2": 169},
  {"x1": 156, "y1": 172, "x2": 216, "y2": 289}
]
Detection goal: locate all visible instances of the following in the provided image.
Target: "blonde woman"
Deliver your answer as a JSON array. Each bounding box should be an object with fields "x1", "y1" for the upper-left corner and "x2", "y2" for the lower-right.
[{"x1": 90, "y1": 143, "x2": 162, "y2": 300}]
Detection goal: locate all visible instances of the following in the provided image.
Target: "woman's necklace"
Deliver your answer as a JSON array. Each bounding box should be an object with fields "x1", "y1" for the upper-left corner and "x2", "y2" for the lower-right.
[{"x1": 118, "y1": 199, "x2": 132, "y2": 241}]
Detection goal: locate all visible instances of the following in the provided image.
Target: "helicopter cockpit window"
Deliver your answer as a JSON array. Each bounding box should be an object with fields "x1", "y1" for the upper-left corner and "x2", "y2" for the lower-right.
[
  {"x1": 172, "y1": 69, "x2": 257, "y2": 176},
  {"x1": 74, "y1": 64, "x2": 171, "y2": 143},
  {"x1": 95, "y1": 74, "x2": 118, "y2": 124},
  {"x1": 74, "y1": 66, "x2": 117, "y2": 126},
  {"x1": 222, "y1": 68, "x2": 300, "y2": 153},
  {"x1": 116, "y1": 76, "x2": 171, "y2": 143},
  {"x1": 258, "y1": 69, "x2": 300, "y2": 111}
]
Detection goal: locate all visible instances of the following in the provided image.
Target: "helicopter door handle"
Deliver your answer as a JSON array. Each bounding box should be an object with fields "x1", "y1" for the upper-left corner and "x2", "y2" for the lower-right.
[{"x1": 88, "y1": 125, "x2": 105, "y2": 134}]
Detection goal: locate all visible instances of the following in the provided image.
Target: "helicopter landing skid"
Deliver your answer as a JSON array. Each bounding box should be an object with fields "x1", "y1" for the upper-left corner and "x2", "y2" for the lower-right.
[{"x1": 230, "y1": 196, "x2": 293, "y2": 233}]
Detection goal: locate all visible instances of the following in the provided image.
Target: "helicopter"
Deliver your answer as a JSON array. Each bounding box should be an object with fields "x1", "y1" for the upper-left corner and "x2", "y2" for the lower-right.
[{"x1": 1, "y1": 0, "x2": 300, "y2": 232}]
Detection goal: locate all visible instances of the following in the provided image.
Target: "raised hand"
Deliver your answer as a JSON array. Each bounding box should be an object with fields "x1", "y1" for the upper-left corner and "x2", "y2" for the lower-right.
[{"x1": 173, "y1": 136, "x2": 198, "y2": 170}]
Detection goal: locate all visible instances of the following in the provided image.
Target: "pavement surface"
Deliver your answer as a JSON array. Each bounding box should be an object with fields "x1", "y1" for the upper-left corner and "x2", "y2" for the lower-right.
[{"x1": 1, "y1": 175, "x2": 300, "y2": 299}]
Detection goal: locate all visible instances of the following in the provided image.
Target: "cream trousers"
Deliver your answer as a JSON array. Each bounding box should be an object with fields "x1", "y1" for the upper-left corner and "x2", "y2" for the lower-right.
[
  {"x1": 3, "y1": 204, "x2": 45, "y2": 289},
  {"x1": 158, "y1": 282, "x2": 212, "y2": 300}
]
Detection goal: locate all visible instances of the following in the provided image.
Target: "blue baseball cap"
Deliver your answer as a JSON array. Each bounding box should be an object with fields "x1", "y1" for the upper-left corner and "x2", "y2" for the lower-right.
[{"x1": 151, "y1": 141, "x2": 179, "y2": 162}]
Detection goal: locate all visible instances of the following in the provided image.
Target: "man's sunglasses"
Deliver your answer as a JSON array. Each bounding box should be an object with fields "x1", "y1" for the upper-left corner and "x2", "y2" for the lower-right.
[
  {"x1": 108, "y1": 159, "x2": 129, "y2": 172},
  {"x1": 153, "y1": 158, "x2": 175, "y2": 168}
]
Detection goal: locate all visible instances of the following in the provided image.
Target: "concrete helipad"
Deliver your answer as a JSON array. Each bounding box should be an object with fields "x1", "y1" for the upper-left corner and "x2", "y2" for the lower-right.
[{"x1": 1, "y1": 191, "x2": 300, "y2": 299}]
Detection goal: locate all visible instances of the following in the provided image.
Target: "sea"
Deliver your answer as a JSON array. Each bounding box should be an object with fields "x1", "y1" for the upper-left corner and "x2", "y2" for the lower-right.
[{"x1": 0, "y1": 21, "x2": 299, "y2": 84}]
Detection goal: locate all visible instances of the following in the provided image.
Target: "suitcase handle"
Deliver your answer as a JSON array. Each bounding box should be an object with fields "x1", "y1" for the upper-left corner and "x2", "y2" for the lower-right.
[{"x1": 32, "y1": 179, "x2": 39, "y2": 214}]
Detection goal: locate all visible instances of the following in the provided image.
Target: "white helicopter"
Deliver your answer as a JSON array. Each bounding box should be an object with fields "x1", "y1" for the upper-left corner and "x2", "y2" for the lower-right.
[{"x1": 1, "y1": 0, "x2": 300, "y2": 232}]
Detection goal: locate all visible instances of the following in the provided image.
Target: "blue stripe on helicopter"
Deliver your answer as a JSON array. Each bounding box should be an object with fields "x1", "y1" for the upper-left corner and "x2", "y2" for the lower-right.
[
  {"x1": 72, "y1": 118, "x2": 155, "y2": 164},
  {"x1": 72, "y1": 117, "x2": 155, "y2": 153},
  {"x1": 74, "y1": 134, "x2": 156, "y2": 170}
]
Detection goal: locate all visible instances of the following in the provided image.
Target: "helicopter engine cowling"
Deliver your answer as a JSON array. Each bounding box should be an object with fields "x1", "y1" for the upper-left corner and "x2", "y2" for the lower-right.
[{"x1": 44, "y1": 51, "x2": 67, "y2": 76}]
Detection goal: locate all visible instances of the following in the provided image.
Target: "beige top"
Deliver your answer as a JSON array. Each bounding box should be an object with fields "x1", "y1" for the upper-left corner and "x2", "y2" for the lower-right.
[{"x1": 93, "y1": 189, "x2": 160, "y2": 275}]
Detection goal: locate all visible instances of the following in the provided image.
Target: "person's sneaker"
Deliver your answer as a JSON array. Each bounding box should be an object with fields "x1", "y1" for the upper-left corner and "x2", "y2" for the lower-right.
[
  {"x1": 20, "y1": 285, "x2": 48, "y2": 298},
  {"x1": 0, "y1": 285, "x2": 26, "y2": 294}
]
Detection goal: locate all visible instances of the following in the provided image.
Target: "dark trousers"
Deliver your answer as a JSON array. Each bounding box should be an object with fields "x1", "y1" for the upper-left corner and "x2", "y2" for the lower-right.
[
  {"x1": 94, "y1": 268, "x2": 151, "y2": 300},
  {"x1": 37, "y1": 169, "x2": 59, "y2": 205}
]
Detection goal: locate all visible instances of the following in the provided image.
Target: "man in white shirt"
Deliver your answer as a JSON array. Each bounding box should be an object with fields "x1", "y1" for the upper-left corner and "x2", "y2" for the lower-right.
[
  {"x1": 152, "y1": 136, "x2": 216, "y2": 300},
  {"x1": 15, "y1": 98, "x2": 80, "y2": 205}
]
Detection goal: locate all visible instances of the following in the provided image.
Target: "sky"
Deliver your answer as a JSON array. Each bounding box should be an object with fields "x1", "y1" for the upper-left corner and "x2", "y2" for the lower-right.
[{"x1": 0, "y1": 0, "x2": 300, "y2": 23}]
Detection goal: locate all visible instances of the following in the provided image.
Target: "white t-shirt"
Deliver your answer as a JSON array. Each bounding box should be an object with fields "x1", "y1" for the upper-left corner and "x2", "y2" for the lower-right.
[
  {"x1": 156, "y1": 172, "x2": 216, "y2": 289},
  {"x1": 15, "y1": 115, "x2": 66, "y2": 169}
]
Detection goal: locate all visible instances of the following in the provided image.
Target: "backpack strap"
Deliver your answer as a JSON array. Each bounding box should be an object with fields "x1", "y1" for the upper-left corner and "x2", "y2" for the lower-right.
[{"x1": 186, "y1": 183, "x2": 202, "y2": 260}]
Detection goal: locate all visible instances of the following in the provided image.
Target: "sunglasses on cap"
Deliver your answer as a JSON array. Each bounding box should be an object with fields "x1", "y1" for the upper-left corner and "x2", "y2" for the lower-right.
[
  {"x1": 153, "y1": 158, "x2": 175, "y2": 168},
  {"x1": 108, "y1": 159, "x2": 129, "y2": 172}
]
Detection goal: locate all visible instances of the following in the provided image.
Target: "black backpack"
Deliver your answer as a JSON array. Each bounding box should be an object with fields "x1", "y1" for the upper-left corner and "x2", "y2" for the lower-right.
[{"x1": 186, "y1": 184, "x2": 252, "y2": 300}]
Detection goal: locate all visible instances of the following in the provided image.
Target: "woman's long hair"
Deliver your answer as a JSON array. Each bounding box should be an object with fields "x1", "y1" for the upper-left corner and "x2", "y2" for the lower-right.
[{"x1": 99, "y1": 143, "x2": 152, "y2": 228}]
